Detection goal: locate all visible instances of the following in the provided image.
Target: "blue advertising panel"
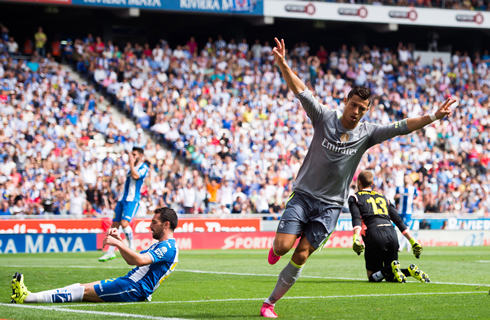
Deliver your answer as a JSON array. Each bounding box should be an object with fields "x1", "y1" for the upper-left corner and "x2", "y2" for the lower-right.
[
  {"x1": 0, "y1": 234, "x2": 97, "y2": 254},
  {"x1": 71, "y1": 0, "x2": 263, "y2": 15}
]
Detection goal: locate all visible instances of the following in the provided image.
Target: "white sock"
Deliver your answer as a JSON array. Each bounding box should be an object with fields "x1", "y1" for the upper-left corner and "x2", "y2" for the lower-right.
[
  {"x1": 123, "y1": 225, "x2": 134, "y2": 249},
  {"x1": 107, "y1": 245, "x2": 116, "y2": 255},
  {"x1": 24, "y1": 284, "x2": 85, "y2": 303}
]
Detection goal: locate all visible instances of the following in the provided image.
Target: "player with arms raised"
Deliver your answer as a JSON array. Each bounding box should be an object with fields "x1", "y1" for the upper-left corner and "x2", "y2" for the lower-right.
[
  {"x1": 349, "y1": 170, "x2": 429, "y2": 283},
  {"x1": 11, "y1": 207, "x2": 178, "y2": 304},
  {"x1": 99, "y1": 146, "x2": 149, "y2": 262},
  {"x1": 260, "y1": 38, "x2": 456, "y2": 318}
]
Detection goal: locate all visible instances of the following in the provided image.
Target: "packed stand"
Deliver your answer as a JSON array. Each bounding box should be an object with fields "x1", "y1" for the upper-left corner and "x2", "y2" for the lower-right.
[
  {"x1": 62, "y1": 33, "x2": 489, "y2": 217},
  {"x1": 0, "y1": 26, "x2": 192, "y2": 217}
]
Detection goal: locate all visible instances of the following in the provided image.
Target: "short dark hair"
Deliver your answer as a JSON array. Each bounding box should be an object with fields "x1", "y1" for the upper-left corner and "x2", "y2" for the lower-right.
[
  {"x1": 347, "y1": 85, "x2": 372, "y2": 107},
  {"x1": 154, "y1": 207, "x2": 178, "y2": 231},
  {"x1": 132, "y1": 147, "x2": 145, "y2": 155},
  {"x1": 358, "y1": 170, "x2": 374, "y2": 189}
]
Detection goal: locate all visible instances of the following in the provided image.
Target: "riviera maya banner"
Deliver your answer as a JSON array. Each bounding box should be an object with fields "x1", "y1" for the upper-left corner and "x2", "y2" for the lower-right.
[{"x1": 71, "y1": 0, "x2": 263, "y2": 14}]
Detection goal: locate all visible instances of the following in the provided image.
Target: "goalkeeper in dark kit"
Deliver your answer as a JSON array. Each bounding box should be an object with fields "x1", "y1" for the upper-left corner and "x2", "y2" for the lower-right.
[{"x1": 349, "y1": 170, "x2": 430, "y2": 283}]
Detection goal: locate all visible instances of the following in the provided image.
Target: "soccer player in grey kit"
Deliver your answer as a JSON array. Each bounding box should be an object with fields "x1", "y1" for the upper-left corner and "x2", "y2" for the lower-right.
[{"x1": 260, "y1": 38, "x2": 457, "y2": 318}]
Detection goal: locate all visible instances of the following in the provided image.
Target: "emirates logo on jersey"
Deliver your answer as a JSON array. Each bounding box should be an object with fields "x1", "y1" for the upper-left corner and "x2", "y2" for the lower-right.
[{"x1": 322, "y1": 138, "x2": 358, "y2": 155}]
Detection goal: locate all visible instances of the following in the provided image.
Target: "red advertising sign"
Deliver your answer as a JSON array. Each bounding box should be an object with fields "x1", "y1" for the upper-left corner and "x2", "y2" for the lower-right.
[
  {"x1": 133, "y1": 218, "x2": 262, "y2": 233},
  {"x1": 0, "y1": 219, "x2": 110, "y2": 234},
  {"x1": 98, "y1": 231, "x2": 353, "y2": 251},
  {"x1": 1, "y1": 218, "x2": 262, "y2": 234}
]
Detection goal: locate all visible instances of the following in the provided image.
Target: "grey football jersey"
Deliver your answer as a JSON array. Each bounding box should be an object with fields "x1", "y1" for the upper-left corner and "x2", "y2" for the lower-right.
[{"x1": 292, "y1": 88, "x2": 410, "y2": 206}]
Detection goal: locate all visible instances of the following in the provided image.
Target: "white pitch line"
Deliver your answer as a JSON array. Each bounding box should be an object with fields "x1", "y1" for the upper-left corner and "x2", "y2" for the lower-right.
[
  {"x1": 52, "y1": 291, "x2": 488, "y2": 308},
  {"x1": 2, "y1": 265, "x2": 489, "y2": 287},
  {"x1": 0, "y1": 303, "x2": 190, "y2": 319},
  {"x1": 1, "y1": 265, "x2": 128, "y2": 269}
]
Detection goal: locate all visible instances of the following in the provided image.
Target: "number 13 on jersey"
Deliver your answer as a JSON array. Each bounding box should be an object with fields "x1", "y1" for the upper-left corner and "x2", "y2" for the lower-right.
[{"x1": 366, "y1": 197, "x2": 388, "y2": 215}]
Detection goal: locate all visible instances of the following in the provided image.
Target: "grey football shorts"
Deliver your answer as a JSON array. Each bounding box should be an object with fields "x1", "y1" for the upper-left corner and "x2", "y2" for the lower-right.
[{"x1": 277, "y1": 191, "x2": 341, "y2": 250}]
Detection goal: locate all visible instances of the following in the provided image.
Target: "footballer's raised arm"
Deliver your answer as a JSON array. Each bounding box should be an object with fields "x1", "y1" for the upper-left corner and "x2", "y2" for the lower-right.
[
  {"x1": 406, "y1": 98, "x2": 457, "y2": 132},
  {"x1": 271, "y1": 37, "x2": 324, "y2": 123},
  {"x1": 271, "y1": 37, "x2": 305, "y2": 95}
]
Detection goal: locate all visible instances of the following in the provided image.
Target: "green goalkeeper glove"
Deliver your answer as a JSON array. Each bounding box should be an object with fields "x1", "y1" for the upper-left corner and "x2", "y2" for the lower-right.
[
  {"x1": 410, "y1": 238, "x2": 423, "y2": 259},
  {"x1": 353, "y1": 234, "x2": 364, "y2": 255}
]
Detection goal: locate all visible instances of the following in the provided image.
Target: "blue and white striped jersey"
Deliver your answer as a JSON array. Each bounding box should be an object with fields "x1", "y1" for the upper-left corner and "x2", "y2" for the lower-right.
[
  {"x1": 122, "y1": 238, "x2": 178, "y2": 301},
  {"x1": 395, "y1": 185, "x2": 418, "y2": 215},
  {"x1": 118, "y1": 162, "x2": 149, "y2": 202}
]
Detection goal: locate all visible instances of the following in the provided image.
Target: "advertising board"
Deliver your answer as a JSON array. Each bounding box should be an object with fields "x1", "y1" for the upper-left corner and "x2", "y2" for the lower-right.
[
  {"x1": 0, "y1": 217, "x2": 262, "y2": 234},
  {"x1": 70, "y1": 0, "x2": 263, "y2": 15},
  {"x1": 264, "y1": 1, "x2": 490, "y2": 29},
  {"x1": 0, "y1": 234, "x2": 97, "y2": 253}
]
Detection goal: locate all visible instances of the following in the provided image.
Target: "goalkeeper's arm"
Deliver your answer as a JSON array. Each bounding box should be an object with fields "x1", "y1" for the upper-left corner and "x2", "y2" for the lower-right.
[
  {"x1": 348, "y1": 196, "x2": 364, "y2": 255},
  {"x1": 387, "y1": 202, "x2": 423, "y2": 258},
  {"x1": 402, "y1": 230, "x2": 423, "y2": 259}
]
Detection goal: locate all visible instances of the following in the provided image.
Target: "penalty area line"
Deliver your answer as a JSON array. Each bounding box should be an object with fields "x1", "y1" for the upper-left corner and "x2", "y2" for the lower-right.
[
  {"x1": 0, "y1": 303, "x2": 190, "y2": 320},
  {"x1": 53, "y1": 291, "x2": 488, "y2": 308}
]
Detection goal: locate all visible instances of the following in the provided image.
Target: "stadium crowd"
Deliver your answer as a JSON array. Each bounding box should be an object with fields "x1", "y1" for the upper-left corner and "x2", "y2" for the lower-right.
[{"x1": 0, "y1": 26, "x2": 489, "y2": 217}]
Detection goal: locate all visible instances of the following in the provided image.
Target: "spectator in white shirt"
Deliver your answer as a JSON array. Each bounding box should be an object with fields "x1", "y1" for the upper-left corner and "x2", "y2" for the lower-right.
[
  {"x1": 94, "y1": 65, "x2": 106, "y2": 83},
  {"x1": 7, "y1": 37, "x2": 18, "y2": 54},
  {"x1": 255, "y1": 189, "x2": 269, "y2": 213},
  {"x1": 180, "y1": 182, "x2": 196, "y2": 213},
  {"x1": 69, "y1": 188, "x2": 86, "y2": 215},
  {"x1": 131, "y1": 73, "x2": 144, "y2": 89},
  {"x1": 152, "y1": 44, "x2": 163, "y2": 62}
]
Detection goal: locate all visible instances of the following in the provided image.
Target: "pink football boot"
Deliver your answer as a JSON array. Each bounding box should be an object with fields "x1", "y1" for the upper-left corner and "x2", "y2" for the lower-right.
[
  {"x1": 260, "y1": 302, "x2": 278, "y2": 318},
  {"x1": 268, "y1": 247, "x2": 281, "y2": 265}
]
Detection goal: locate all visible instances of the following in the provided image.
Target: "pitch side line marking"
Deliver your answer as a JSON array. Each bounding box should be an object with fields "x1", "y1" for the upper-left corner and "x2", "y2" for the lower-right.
[
  {"x1": 0, "y1": 303, "x2": 190, "y2": 319},
  {"x1": 2, "y1": 265, "x2": 489, "y2": 287},
  {"x1": 51, "y1": 291, "x2": 488, "y2": 308}
]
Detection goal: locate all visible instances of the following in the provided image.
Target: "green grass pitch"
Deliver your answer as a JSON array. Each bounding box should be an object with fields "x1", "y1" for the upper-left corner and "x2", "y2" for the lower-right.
[{"x1": 1, "y1": 247, "x2": 489, "y2": 319}]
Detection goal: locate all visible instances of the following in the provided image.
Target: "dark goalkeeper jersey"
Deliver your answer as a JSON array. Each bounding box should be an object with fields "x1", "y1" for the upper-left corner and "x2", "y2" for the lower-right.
[{"x1": 348, "y1": 189, "x2": 407, "y2": 235}]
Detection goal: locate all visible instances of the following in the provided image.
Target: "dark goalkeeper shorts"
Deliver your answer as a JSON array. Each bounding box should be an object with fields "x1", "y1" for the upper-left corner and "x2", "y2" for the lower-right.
[
  {"x1": 277, "y1": 191, "x2": 341, "y2": 250},
  {"x1": 363, "y1": 226, "x2": 399, "y2": 272}
]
